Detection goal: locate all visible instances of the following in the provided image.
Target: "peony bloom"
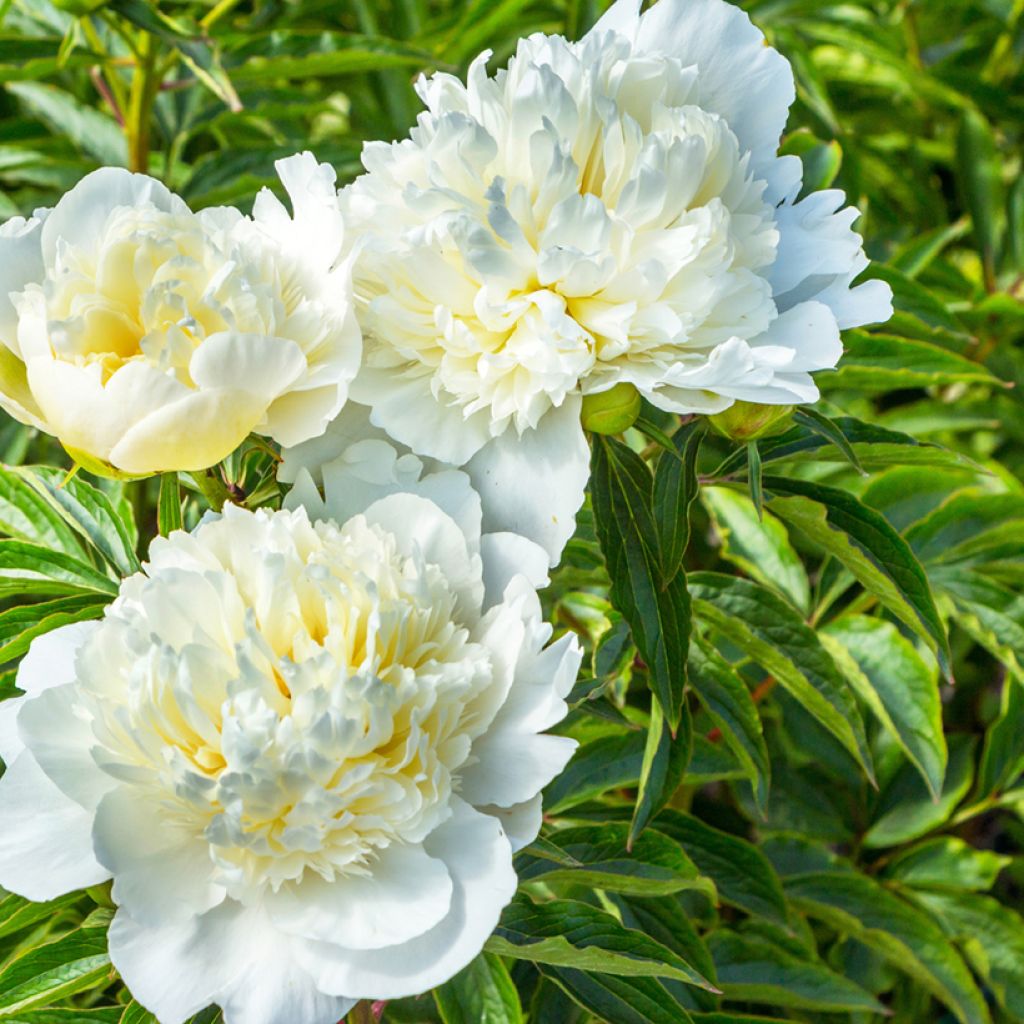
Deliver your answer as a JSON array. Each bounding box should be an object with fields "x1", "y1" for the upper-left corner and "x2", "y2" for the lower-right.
[
  {"x1": 337, "y1": 0, "x2": 892, "y2": 562},
  {"x1": 0, "y1": 456, "x2": 580, "y2": 1024},
  {"x1": 0, "y1": 152, "x2": 360, "y2": 477}
]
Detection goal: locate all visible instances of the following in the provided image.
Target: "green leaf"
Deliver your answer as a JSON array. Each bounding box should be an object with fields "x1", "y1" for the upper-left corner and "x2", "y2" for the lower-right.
[
  {"x1": 0, "y1": 924, "x2": 112, "y2": 1016},
  {"x1": 158, "y1": 474, "x2": 183, "y2": 537},
  {"x1": 630, "y1": 699, "x2": 692, "y2": 844},
  {"x1": 690, "y1": 572, "x2": 873, "y2": 778},
  {"x1": 708, "y1": 929, "x2": 885, "y2": 1013},
  {"x1": 0, "y1": 890, "x2": 80, "y2": 941},
  {"x1": 434, "y1": 953, "x2": 523, "y2": 1024},
  {"x1": 713, "y1": 416, "x2": 975, "y2": 475},
  {"x1": 0, "y1": 593, "x2": 106, "y2": 664},
  {"x1": 906, "y1": 493, "x2": 1024, "y2": 566},
  {"x1": 914, "y1": 890, "x2": 1024, "y2": 1019},
  {"x1": 591, "y1": 437, "x2": 689, "y2": 730},
  {"x1": 652, "y1": 421, "x2": 703, "y2": 581},
  {"x1": 0, "y1": 540, "x2": 118, "y2": 597},
  {"x1": 542, "y1": 969, "x2": 694, "y2": 1024},
  {"x1": 745, "y1": 442, "x2": 762, "y2": 520},
  {"x1": 762, "y1": 476, "x2": 950, "y2": 676},
  {"x1": 545, "y1": 730, "x2": 645, "y2": 814},
  {"x1": 827, "y1": 331, "x2": 1000, "y2": 390},
  {"x1": 0, "y1": 467, "x2": 85, "y2": 558},
  {"x1": 488, "y1": 893, "x2": 715, "y2": 989},
  {"x1": 701, "y1": 487, "x2": 810, "y2": 613},
  {"x1": 791, "y1": 407, "x2": 865, "y2": 475},
  {"x1": 863, "y1": 735, "x2": 975, "y2": 848},
  {"x1": 655, "y1": 810, "x2": 789, "y2": 927},
  {"x1": 977, "y1": 676, "x2": 1024, "y2": 797},
  {"x1": 821, "y1": 615, "x2": 946, "y2": 799},
  {"x1": 6, "y1": 82, "x2": 125, "y2": 165},
  {"x1": 226, "y1": 32, "x2": 437, "y2": 82},
  {"x1": 785, "y1": 871, "x2": 990, "y2": 1024},
  {"x1": 18, "y1": 467, "x2": 139, "y2": 577},
  {"x1": 884, "y1": 838, "x2": 1010, "y2": 892},
  {"x1": 934, "y1": 568, "x2": 1024, "y2": 680},
  {"x1": 516, "y1": 824, "x2": 714, "y2": 899},
  {"x1": 688, "y1": 639, "x2": 770, "y2": 811},
  {"x1": 956, "y1": 107, "x2": 1003, "y2": 289}
]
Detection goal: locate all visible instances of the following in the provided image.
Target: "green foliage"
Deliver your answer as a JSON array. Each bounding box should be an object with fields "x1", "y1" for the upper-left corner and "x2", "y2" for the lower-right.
[{"x1": 1, "y1": 0, "x2": 1023, "y2": 1022}]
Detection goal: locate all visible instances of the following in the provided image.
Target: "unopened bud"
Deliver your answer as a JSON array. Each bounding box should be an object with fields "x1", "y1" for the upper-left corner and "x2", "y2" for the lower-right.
[
  {"x1": 581, "y1": 383, "x2": 642, "y2": 435},
  {"x1": 708, "y1": 401, "x2": 794, "y2": 441}
]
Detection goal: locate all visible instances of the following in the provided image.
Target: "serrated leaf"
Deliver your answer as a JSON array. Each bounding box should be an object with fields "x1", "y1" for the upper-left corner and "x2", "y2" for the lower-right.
[
  {"x1": 822, "y1": 615, "x2": 946, "y2": 799},
  {"x1": 516, "y1": 824, "x2": 714, "y2": 898},
  {"x1": 762, "y1": 476, "x2": 950, "y2": 676},
  {"x1": 434, "y1": 953, "x2": 522, "y2": 1024},
  {"x1": 785, "y1": 872, "x2": 990, "y2": 1024},
  {"x1": 690, "y1": 573, "x2": 872, "y2": 778}
]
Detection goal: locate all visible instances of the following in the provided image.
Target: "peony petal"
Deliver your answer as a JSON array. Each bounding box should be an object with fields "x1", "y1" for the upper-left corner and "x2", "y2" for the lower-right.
[
  {"x1": 480, "y1": 794, "x2": 543, "y2": 852},
  {"x1": 269, "y1": 842, "x2": 453, "y2": 950},
  {"x1": 461, "y1": 728, "x2": 577, "y2": 809},
  {"x1": 16, "y1": 683, "x2": 112, "y2": 810},
  {"x1": 300, "y1": 798, "x2": 516, "y2": 1000},
  {"x1": 40, "y1": 167, "x2": 187, "y2": 267},
  {"x1": 479, "y1": 532, "x2": 550, "y2": 609},
  {"x1": 624, "y1": 0, "x2": 795, "y2": 185},
  {"x1": 0, "y1": 214, "x2": 46, "y2": 359},
  {"x1": 109, "y1": 386, "x2": 268, "y2": 473},
  {"x1": 465, "y1": 395, "x2": 589, "y2": 568},
  {"x1": 0, "y1": 753, "x2": 109, "y2": 900},
  {"x1": 351, "y1": 365, "x2": 493, "y2": 465},
  {"x1": 362, "y1": 493, "x2": 484, "y2": 620},
  {"x1": 93, "y1": 787, "x2": 224, "y2": 924},
  {"x1": 189, "y1": 333, "x2": 308, "y2": 402},
  {"x1": 279, "y1": 400, "x2": 387, "y2": 486}
]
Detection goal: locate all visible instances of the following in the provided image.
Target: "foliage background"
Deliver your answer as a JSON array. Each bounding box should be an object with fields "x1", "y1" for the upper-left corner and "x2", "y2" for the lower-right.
[{"x1": 0, "y1": 0, "x2": 1023, "y2": 1022}]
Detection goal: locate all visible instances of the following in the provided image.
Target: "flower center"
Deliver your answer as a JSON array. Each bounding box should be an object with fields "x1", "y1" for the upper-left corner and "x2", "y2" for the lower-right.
[
  {"x1": 349, "y1": 30, "x2": 779, "y2": 434},
  {"x1": 76, "y1": 511, "x2": 493, "y2": 896}
]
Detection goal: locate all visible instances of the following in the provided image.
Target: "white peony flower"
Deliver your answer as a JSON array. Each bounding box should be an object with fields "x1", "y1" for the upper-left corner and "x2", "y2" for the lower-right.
[
  {"x1": 0, "y1": 457, "x2": 580, "y2": 1024},
  {"x1": 0, "y1": 152, "x2": 360, "y2": 477},
  {"x1": 337, "y1": 0, "x2": 892, "y2": 563}
]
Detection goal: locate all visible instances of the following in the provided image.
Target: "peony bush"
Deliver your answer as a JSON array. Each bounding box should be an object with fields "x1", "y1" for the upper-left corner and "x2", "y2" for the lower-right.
[{"x1": 0, "y1": 0, "x2": 1021, "y2": 1023}]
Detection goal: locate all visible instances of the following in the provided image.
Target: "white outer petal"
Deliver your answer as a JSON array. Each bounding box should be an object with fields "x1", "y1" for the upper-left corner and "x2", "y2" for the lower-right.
[
  {"x1": 0, "y1": 753, "x2": 109, "y2": 900},
  {"x1": 0, "y1": 621, "x2": 97, "y2": 765},
  {"x1": 299, "y1": 798, "x2": 516, "y2": 1000},
  {"x1": 465, "y1": 394, "x2": 589, "y2": 567}
]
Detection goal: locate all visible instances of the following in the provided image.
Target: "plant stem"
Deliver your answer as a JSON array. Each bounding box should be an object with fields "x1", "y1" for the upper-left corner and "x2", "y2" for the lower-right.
[{"x1": 126, "y1": 31, "x2": 159, "y2": 173}]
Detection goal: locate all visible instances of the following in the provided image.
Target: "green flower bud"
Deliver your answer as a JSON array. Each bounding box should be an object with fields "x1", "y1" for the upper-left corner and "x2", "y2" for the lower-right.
[
  {"x1": 581, "y1": 383, "x2": 642, "y2": 435},
  {"x1": 707, "y1": 401, "x2": 795, "y2": 441}
]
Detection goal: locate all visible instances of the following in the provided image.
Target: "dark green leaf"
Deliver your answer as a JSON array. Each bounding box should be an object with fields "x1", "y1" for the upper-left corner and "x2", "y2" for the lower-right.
[
  {"x1": 630, "y1": 699, "x2": 692, "y2": 844},
  {"x1": 434, "y1": 953, "x2": 522, "y2": 1024},
  {"x1": 653, "y1": 421, "x2": 704, "y2": 581}
]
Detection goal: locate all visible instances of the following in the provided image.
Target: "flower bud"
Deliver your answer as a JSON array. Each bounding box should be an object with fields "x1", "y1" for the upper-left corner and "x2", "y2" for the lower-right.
[
  {"x1": 708, "y1": 401, "x2": 795, "y2": 441},
  {"x1": 581, "y1": 383, "x2": 642, "y2": 435}
]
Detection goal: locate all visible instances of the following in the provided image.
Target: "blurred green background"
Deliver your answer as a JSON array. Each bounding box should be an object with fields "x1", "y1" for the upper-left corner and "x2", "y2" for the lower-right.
[{"x1": 2, "y1": 2, "x2": 1024, "y2": 1023}]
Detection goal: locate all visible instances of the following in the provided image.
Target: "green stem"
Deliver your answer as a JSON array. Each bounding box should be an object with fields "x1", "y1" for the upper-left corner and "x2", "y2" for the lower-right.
[
  {"x1": 126, "y1": 31, "x2": 159, "y2": 174},
  {"x1": 347, "y1": 1003, "x2": 377, "y2": 1024}
]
